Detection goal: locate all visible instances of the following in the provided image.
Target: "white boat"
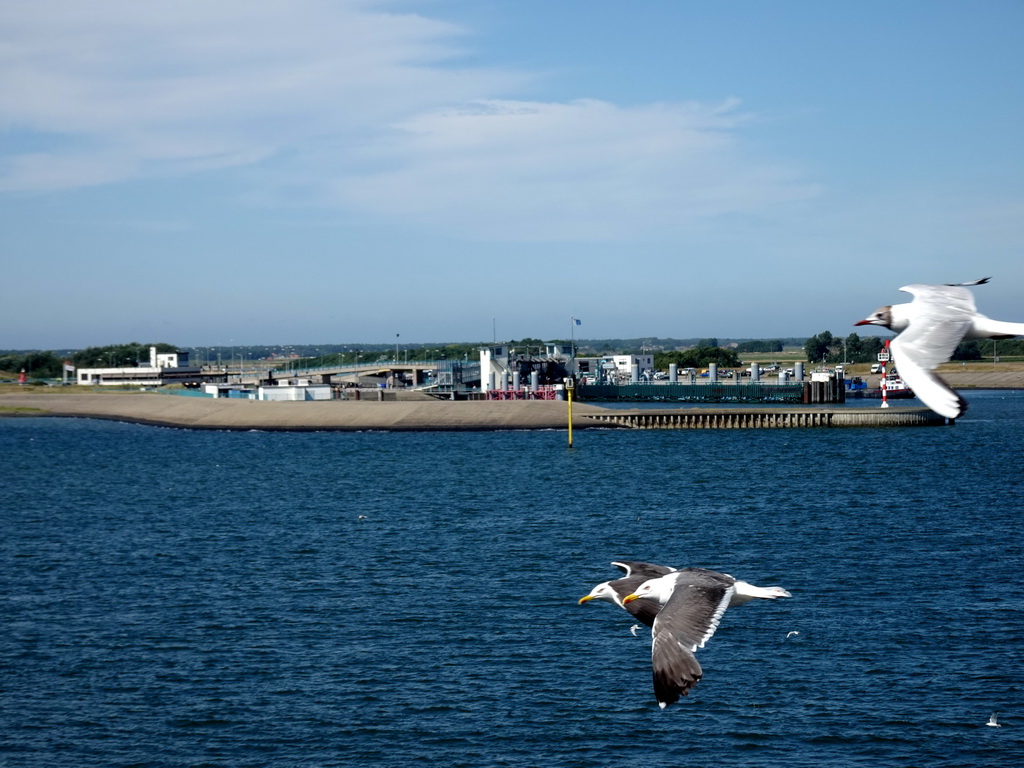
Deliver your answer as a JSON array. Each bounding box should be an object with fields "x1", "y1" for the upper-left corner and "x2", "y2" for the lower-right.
[
  {"x1": 853, "y1": 368, "x2": 913, "y2": 399},
  {"x1": 881, "y1": 369, "x2": 913, "y2": 398}
]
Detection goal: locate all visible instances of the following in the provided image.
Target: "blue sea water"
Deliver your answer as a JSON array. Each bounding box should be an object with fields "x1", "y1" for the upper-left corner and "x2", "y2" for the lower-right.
[{"x1": 1, "y1": 392, "x2": 1023, "y2": 767}]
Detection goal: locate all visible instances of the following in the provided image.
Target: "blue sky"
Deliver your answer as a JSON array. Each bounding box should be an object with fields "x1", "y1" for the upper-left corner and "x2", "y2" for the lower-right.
[{"x1": 3, "y1": 0, "x2": 1023, "y2": 350}]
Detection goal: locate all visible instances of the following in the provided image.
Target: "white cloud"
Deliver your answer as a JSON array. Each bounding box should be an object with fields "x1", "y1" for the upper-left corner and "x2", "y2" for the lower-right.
[
  {"x1": 329, "y1": 98, "x2": 820, "y2": 239},
  {"x1": 0, "y1": 0, "x2": 818, "y2": 238},
  {"x1": 0, "y1": 0, "x2": 507, "y2": 188}
]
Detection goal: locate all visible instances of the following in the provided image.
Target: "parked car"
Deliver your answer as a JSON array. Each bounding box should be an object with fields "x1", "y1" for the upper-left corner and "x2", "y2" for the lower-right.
[{"x1": 870, "y1": 363, "x2": 883, "y2": 374}]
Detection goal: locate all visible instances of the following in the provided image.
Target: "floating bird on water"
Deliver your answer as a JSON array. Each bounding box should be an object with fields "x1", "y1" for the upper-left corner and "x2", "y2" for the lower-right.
[
  {"x1": 578, "y1": 561, "x2": 676, "y2": 629},
  {"x1": 623, "y1": 568, "x2": 792, "y2": 708},
  {"x1": 987, "y1": 712, "x2": 1001, "y2": 727},
  {"x1": 856, "y1": 278, "x2": 1024, "y2": 419}
]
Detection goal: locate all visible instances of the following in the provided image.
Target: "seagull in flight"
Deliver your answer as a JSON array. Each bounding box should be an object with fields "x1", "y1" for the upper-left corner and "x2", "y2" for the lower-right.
[
  {"x1": 987, "y1": 712, "x2": 1001, "y2": 727},
  {"x1": 578, "y1": 561, "x2": 677, "y2": 628},
  {"x1": 622, "y1": 568, "x2": 792, "y2": 708},
  {"x1": 856, "y1": 278, "x2": 1024, "y2": 419}
]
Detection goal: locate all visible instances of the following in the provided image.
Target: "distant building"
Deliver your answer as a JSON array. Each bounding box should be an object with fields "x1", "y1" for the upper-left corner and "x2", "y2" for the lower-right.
[
  {"x1": 202, "y1": 380, "x2": 333, "y2": 401},
  {"x1": 76, "y1": 346, "x2": 203, "y2": 387},
  {"x1": 575, "y1": 354, "x2": 654, "y2": 384},
  {"x1": 479, "y1": 342, "x2": 574, "y2": 392},
  {"x1": 150, "y1": 347, "x2": 188, "y2": 368},
  {"x1": 609, "y1": 354, "x2": 654, "y2": 381}
]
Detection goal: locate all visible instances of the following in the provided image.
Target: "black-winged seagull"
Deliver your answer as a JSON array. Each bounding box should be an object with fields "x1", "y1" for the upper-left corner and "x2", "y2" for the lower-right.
[
  {"x1": 856, "y1": 278, "x2": 1024, "y2": 419},
  {"x1": 623, "y1": 568, "x2": 792, "y2": 708},
  {"x1": 578, "y1": 561, "x2": 676, "y2": 628}
]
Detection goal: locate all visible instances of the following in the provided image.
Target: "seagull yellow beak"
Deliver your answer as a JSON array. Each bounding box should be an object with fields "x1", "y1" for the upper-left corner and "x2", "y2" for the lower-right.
[
  {"x1": 622, "y1": 593, "x2": 639, "y2": 604},
  {"x1": 578, "y1": 595, "x2": 594, "y2": 604}
]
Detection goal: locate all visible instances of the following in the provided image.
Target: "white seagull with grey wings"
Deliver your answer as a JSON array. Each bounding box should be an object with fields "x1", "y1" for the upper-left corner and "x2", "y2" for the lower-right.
[
  {"x1": 623, "y1": 568, "x2": 791, "y2": 708},
  {"x1": 578, "y1": 561, "x2": 676, "y2": 628},
  {"x1": 856, "y1": 278, "x2": 1024, "y2": 419}
]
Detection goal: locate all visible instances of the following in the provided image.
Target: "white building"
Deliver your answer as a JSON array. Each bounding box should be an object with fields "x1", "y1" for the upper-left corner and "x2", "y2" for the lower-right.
[
  {"x1": 258, "y1": 382, "x2": 332, "y2": 401},
  {"x1": 608, "y1": 354, "x2": 654, "y2": 381},
  {"x1": 203, "y1": 379, "x2": 333, "y2": 401},
  {"x1": 479, "y1": 342, "x2": 575, "y2": 391},
  {"x1": 479, "y1": 345, "x2": 511, "y2": 391},
  {"x1": 77, "y1": 346, "x2": 195, "y2": 386},
  {"x1": 150, "y1": 347, "x2": 187, "y2": 368}
]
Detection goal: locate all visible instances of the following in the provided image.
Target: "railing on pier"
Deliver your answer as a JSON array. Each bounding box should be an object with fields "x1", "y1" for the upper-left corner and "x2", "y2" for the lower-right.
[
  {"x1": 577, "y1": 382, "x2": 808, "y2": 403},
  {"x1": 577, "y1": 379, "x2": 847, "y2": 404},
  {"x1": 486, "y1": 386, "x2": 558, "y2": 401},
  {"x1": 586, "y1": 407, "x2": 950, "y2": 429}
]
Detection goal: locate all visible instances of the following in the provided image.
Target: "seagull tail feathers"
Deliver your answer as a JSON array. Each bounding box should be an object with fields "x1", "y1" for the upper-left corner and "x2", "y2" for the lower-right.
[{"x1": 970, "y1": 316, "x2": 1024, "y2": 339}]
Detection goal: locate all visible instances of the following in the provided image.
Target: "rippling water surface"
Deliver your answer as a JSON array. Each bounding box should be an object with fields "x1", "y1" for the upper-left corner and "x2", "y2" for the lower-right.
[{"x1": 2, "y1": 392, "x2": 1023, "y2": 767}]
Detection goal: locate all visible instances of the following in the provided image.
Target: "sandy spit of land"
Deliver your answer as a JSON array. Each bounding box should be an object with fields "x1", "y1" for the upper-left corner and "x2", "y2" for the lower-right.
[
  {"x1": 2, "y1": 368, "x2": 1020, "y2": 432},
  {"x1": 0, "y1": 391, "x2": 618, "y2": 431}
]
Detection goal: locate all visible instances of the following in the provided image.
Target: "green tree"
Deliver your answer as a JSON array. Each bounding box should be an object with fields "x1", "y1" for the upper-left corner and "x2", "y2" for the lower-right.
[
  {"x1": 0, "y1": 351, "x2": 63, "y2": 378},
  {"x1": 978, "y1": 338, "x2": 1024, "y2": 358},
  {"x1": 841, "y1": 333, "x2": 884, "y2": 363},
  {"x1": 804, "y1": 331, "x2": 834, "y2": 363},
  {"x1": 655, "y1": 347, "x2": 740, "y2": 369},
  {"x1": 736, "y1": 339, "x2": 784, "y2": 353},
  {"x1": 73, "y1": 342, "x2": 176, "y2": 368},
  {"x1": 952, "y1": 341, "x2": 982, "y2": 360}
]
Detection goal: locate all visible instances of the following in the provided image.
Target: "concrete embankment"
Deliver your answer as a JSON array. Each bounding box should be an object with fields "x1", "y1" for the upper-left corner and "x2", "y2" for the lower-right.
[{"x1": 0, "y1": 392, "x2": 614, "y2": 431}]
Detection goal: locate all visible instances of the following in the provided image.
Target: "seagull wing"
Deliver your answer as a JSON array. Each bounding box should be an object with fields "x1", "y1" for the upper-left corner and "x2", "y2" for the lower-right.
[
  {"x1": 609, "y1": 575, "x2": 663, "y2": 627},
  {"x1": 650, "y1": 572, "x2": 735, "y2": 707},
  {"x1": 611, "y1": 560, "x2": 676, "y2": 578},
  {"x1": 891, "y1": 284, "x2": 973, "y2": 419},
  {"x1": 898, "y1": 283, "x2": 978, "y2": 362},
  {"x1": 624, "y1": 596, "x2": 663, "y2": 628}
]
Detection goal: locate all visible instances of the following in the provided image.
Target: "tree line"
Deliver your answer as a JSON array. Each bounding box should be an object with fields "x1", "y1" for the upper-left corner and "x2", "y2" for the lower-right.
[
  {"x1": 801, "y1": 332, "x2": 1019, "y2": 364},
  {"x1": 6, "y1": 334, "x2": 1021, "y2": 382},
  {"x1": 653, "y1": 347, "x2": 742, "y2": 370},
  {"x1": 0, "y1": 342, "x2": 177, "y2": 380}
]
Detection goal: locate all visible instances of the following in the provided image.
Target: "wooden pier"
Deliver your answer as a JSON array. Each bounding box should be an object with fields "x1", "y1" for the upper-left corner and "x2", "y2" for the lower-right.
[{"x1": 585, "y1": 406, "x2": 951, "y2": 429}]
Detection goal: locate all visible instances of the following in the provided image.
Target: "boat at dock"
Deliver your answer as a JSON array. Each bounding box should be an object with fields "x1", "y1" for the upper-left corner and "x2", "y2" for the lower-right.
[{"x1": 847, "y1": 369, "x2": 914, "y2": 400}]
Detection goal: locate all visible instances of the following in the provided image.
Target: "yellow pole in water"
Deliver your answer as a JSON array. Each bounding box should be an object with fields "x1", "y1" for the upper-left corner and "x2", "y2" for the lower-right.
[{"x1": 566, "y1": 378, "x2": 574, "y2": 447}]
